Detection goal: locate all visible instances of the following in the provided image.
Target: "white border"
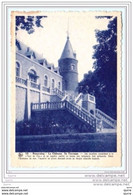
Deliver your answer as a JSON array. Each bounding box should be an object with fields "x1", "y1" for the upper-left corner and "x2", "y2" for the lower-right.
[{"x1": 1, "y1": 1, "x2": 132, "y2": 183}]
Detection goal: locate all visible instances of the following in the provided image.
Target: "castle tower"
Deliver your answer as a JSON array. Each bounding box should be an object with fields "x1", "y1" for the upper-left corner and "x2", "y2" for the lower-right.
[{"x1": 58, "y1": 36, "x2": 78, "y2": 94}]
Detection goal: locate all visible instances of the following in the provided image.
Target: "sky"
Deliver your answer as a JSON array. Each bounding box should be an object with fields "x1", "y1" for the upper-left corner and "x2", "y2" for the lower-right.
[{"x1": 16, "y1": 12, "x2": 112, "y2": 81}]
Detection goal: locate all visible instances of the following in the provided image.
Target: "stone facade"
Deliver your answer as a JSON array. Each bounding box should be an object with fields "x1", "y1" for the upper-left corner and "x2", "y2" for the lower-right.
[{"x1": 16, "y1": 40, "x2": 62, "y2": 122}]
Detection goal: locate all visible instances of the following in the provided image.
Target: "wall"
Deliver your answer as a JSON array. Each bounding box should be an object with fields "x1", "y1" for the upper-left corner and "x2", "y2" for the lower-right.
[
  {"x1": 41, "y1": 93, "x2": 50, "y2": 102},
  {"x1": 16, "y1": 83, "x2": 52, "y2": 122},
  {"x1": 82, "y1": 101, "x2": 96, "y2": 115},
  {"x1": 30, "y1": 90, "x2": 40, "y2": 103},
  {"x1": 16, "y1": 86, "x2": 27, "y2": 122},
  {"x1": 50, "y1": 95, "x2": 62, "y2": 102},
  {"x1": 63, "y1": 72, "x2": 78, "y2": 92}
]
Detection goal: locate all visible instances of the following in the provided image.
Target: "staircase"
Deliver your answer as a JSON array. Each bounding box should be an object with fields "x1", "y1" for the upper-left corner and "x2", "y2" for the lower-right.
[
  {"x1": 52, "y1": 88, "x2": 75, "y2": 102},
  {"x1": 31, "y1": 100, "x2": 96, "y2": 132},
  {"x1": 32, "y1": 88, "x2": 116, "y2": 132},
  {"x1": 52, "y1": 88, "x2": 116, "y2": 130}
]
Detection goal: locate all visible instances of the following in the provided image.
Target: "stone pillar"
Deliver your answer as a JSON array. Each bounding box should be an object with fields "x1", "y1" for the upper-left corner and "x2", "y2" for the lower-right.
[
  {"x1": 27, "y1": 79, "x2": 31, "y2": 120},
  {"x1": 39, "y1": 84, "x2": 43, "y2": 103},
  {"x1": 82, "y1": 94, "x2": 96, "y2": 115}
]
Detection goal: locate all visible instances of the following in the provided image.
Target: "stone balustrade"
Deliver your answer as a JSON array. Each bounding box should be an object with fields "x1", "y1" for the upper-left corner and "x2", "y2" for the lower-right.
[
  {"x1": 95, "y1": 109, "x2": 116, "y2": 128},
  {"x1": 30, "y1": 82, "x2": 40, "y2": 90},
  {"x1": 16, "y1": 77, "x2": 50, "y2": 93},
  {"x1": 52, "y1": 87, "x2": 65, "y2": 97},
  {"x1": 42, "y1": 86, "x2": 50, "y2": 93},
  {"x1": 16, "y1": 77, "x2": 27, "y2": 86}
]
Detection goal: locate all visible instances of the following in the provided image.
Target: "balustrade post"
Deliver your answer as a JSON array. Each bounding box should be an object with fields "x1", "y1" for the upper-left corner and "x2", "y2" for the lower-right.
[
  {"x1": 47, "y1": 102, "x2": 48, "y2": 109},
  {"x1": 42, "y1": 103, "x2": 44, "y2": 109}
]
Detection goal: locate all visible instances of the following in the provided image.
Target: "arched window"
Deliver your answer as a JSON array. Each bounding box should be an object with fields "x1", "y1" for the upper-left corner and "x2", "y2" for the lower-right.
[
  {"x1": 58, "y1": 82, "x2": 61, "y2": 90},
  {"x1": 52, "y1": 79, "x2": 55, "y2": 89},
  {"x1": 90, "y1": 110, "x2": 94, "y2": 115},
  {"x1": 44, "y1": 75, "x2": 48, "y2": 87},
  {"x1": 16, "y1": 62, "x2": 20, "y2": 77},
  {"x1": 71, "y1": 64, "x2": 75, "y2": 70},
  {"x1": 28, "y1": 69, "x2": 38, "y2": 83},
  {"x1": 30, "y1": 69, "x2": 36, "y2": 75}
]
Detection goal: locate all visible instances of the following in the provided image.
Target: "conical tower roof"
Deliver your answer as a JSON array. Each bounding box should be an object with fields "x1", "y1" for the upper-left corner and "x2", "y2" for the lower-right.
[{"x1": 60, "y1": 36, "x2": 76, "y2": 60}]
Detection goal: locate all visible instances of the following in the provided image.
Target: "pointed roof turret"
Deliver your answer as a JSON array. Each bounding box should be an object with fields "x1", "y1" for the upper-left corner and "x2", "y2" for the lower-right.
[{"x1": 60, "y1": 36, "x2": 76, "y2": 60}]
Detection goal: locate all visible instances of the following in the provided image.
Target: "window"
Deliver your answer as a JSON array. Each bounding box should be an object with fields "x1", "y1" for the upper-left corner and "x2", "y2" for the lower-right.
[
  {"x1": 71, "y1": 64, "x2": 75, "y2": 70},
  {"x1": 16, "y1": 62, "x2": 20, "y2": 77},
  {"x1": 28, "y1": 69, "x2": 37, "y2": 83},
  {"x1": 52, "y1": 79, "x2": 55, "y2": 89},
  {"x1": 90, "y1": 110, "x2": 94, "y2": 115},
  {"x1": 89, "y1": 96, "x2": 94, "y2": 102},
  {"x1": 44, "y1": 75, "x2": 48, "y2": 87},
  {"x1": 58, "y1": 82, "x2": 61, "y2": 90},
  {"x1": 29, "y1": 69, "x2": 36, "y2": 75}
]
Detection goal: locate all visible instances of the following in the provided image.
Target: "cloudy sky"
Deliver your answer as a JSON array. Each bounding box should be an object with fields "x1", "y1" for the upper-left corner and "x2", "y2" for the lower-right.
[{"x1": 16, "y1": 12, "x2": 112, "y2": 81}]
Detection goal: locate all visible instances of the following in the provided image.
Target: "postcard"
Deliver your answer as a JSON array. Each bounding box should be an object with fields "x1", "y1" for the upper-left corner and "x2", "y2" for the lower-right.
[{"x1": 1, "y1": 1, "x2": 132, "y2": 188}]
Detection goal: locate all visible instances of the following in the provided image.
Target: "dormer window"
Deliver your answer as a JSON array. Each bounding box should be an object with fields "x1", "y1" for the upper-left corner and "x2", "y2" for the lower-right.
[
  {"x1": 16, "y1": 62, "x2": 20, "y2": 77},
  {"x1": 27, "y1": 53, "x2": 35, "y2": 59},
  {"x1": 26, "y1": 48, "x2": 36, "y2": 59},
  {"x1": 39, "y1": 61, "x2": 43, "y2": 65},
  {"x1": 28, "y1": 69, "x2": 38, "y2": 83}
]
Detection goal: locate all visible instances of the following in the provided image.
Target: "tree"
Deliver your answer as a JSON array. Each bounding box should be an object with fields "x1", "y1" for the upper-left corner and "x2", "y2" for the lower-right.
[
  {"x1": 79, "y1": 17, "x2": 117, "y2": 119},
  {"x1": 16, "y1": 16, "x2": 47, "y2": 34}
]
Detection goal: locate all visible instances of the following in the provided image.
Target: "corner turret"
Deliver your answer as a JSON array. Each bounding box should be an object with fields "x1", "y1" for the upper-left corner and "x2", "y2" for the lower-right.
[{"x1": 58, "y1": 36, "x2": 78, "y2": 94}]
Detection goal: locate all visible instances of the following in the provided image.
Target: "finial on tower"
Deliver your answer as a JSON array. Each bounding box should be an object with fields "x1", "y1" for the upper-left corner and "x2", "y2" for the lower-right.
[{"x1": 67, "y1": 17, "x2": 69, "y2": 39}]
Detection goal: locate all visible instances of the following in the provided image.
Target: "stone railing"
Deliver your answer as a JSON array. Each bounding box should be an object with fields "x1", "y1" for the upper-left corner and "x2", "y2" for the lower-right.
[
  {"x1": 95, "y1": 109, "x2": 116, "y2": 128},
  {"x1": 16, "y1": 77, "x2": 50, "y2": 93},
  {"x1": 75, "y1": 93, "x2": 83, "y2": 103},
  {"x1": 16, "y1": 77, "x2": 27, "y2": 86},
  {"x1": 31, "y1": 100, "x2": 96, "y2": 130},
  {"x1": 52, "y1": 88, "x2": 65, "y2": 98},
  {"x1": 65, "y1": 101, "x2": 96, "y2": 129},
  {"x1": 74, "y1": 104, "x2": 95, "y2": 119},
  {"x1": 30, "y1": 82, "x2": 40, "y2": 90},
  {"x1": 32, "y1": 101, "x2": 65, "y2": 110},
  {"x1": 42, "y1": 86, "x2": 50, "y2": 93}
]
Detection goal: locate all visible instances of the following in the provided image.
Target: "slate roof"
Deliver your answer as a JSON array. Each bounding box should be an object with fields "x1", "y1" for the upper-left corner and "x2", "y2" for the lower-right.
[
  {"x1": 16, "y1": 40, "x2": 43, "y2": 60},
  {"x1": 16, "y1": 39, "x2": 60, "y2": 74},
  {"x1": 60, "y1": 36, "x2": 76, "y2": 60}
]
